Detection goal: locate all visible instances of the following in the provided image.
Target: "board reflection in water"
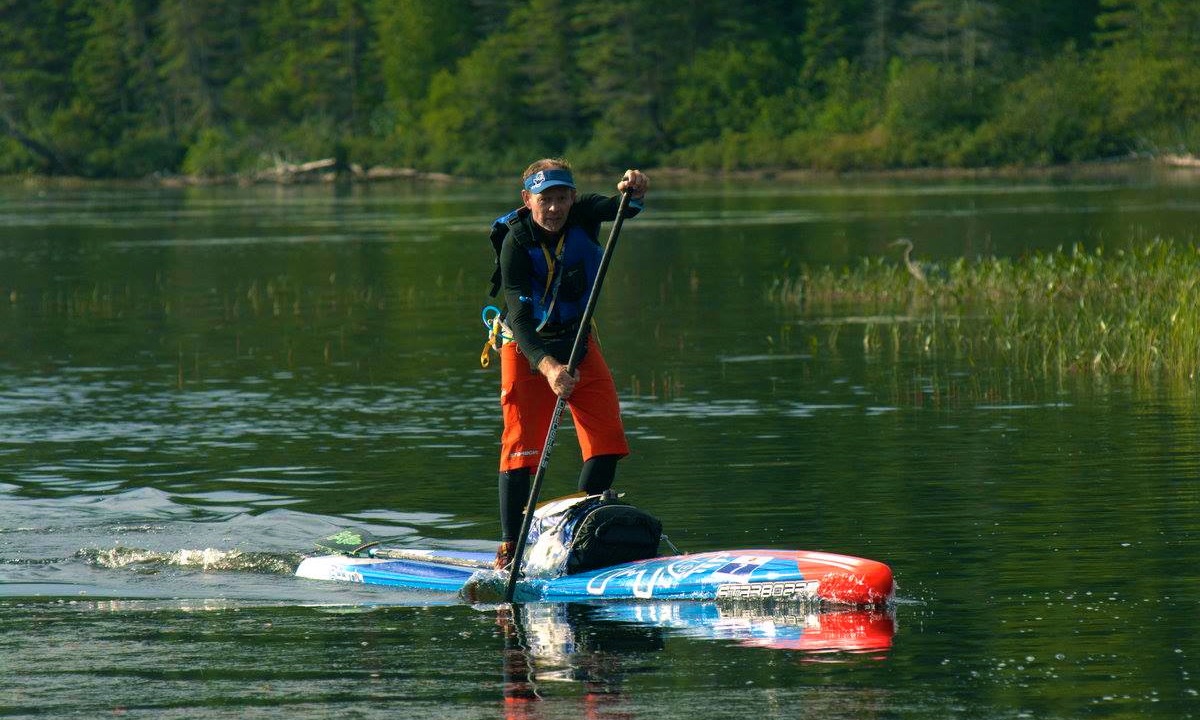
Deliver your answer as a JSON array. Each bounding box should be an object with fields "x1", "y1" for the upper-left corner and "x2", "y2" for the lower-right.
[{"x1": 498, "y1": 601, "x2": 895, "y2": 706}]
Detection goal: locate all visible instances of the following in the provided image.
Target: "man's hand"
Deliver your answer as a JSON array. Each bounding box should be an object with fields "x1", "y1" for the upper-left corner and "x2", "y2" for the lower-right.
[
  {"x1": 538, "y1": 356, "x2": 578, "y2": 398},
  {"x1": 618, "y1": 169, "x2": 648, "y2": 199}
]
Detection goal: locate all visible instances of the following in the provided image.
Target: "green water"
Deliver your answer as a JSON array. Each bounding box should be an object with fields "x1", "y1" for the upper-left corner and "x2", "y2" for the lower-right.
[{"x1": 1, "y1": 172, "x2": 1199, "y2": 718}]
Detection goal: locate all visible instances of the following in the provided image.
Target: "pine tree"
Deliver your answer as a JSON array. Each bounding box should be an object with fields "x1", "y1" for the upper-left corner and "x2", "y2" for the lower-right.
[
  {"x1": 903, "y1": 0, "x2": 1004, "y2": 77},
  {"x1": 801, "y1": 0, "x2": 855, "y2": 87},
  {"x1": 157, "y1": 0, "x2": 253, "y2": 134},
  {"x1": 241, "y1": 0, "x2": 368, "y2": 130},
  {"x1": 1094, "y1": 0, "x2": 1138, "y2": 46},
  {"x1": 64, "y1": 0, "x2": 178, "y2": 175},
  {"x1": 371, "y1": 0, "x2": 475, "y2": 119},
  {"x1": 0, "y1": 0, "x2": 81, "y2": 172}
]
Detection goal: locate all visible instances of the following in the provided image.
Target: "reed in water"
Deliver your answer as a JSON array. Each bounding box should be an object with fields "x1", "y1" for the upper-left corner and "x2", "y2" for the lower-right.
[{"x1": 769, "y1": 238, "x2": 1200, "y2": 380}]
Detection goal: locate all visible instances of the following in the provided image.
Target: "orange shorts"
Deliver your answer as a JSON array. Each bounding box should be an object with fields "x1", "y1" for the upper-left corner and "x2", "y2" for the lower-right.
[{"x1": 498, "y1": 337, "x2": 629, "y2": 472}]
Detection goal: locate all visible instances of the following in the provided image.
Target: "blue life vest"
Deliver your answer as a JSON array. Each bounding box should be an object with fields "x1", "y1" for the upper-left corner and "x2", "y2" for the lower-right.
[{"x1": 523, "y1": 225, "x2": 601, "y2": 330}]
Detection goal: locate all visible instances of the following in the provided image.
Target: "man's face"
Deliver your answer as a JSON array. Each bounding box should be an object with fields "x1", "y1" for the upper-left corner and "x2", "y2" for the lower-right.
[{"x1": 522, "y1": 186, "x2": 575, "y2": 235}]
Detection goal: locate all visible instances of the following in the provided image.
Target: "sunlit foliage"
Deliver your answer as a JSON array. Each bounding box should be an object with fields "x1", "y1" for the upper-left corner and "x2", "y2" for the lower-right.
[{"x1": 0, "y1": 0, "x2": 1196, "y2": 177}]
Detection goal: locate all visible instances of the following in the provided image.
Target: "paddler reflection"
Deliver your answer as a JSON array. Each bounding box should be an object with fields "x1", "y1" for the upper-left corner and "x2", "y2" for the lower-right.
[
  {"x1": 498, "y1": 603, "x2": 660, "y2": 716},
  {"x1": 494, "y1": 600, "x2": 896, "y2": 713}
]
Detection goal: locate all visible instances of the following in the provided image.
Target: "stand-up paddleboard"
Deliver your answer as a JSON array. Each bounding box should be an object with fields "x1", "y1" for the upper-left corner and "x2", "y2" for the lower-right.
[
  {"x1": 296, "y1": 495, "x2": 894, "y2": 606},
  {"x1": 295, "y1": 545, "x2": 894, "y2": 606}
]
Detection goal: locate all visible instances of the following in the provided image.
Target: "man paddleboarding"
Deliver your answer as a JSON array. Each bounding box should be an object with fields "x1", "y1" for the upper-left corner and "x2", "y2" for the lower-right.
[{"x1": 488, "y1": 159, "x2": 648, "y2": 570}]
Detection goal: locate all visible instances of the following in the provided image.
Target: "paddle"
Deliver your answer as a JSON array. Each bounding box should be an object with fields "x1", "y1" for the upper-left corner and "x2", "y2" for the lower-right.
[
  {"x1": 315, "y1": 528, "x2": 384, "y2": 557},
  {"x1": 315, "y1": 528, "x2": 493, "y2": 569},
  {"x1": 502, "y1": 190, "x2": 633, "y2": 603}
]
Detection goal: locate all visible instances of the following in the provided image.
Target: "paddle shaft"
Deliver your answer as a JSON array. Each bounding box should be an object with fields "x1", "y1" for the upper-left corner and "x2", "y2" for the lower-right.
[{"x1": 502, "y1": 191, "x2": 633, "y2": 602}]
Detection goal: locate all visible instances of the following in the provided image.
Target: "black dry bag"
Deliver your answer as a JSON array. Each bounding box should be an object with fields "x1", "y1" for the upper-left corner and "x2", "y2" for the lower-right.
[{"x1": 565, "y1": 502, "x2": 663, "y2": 575}]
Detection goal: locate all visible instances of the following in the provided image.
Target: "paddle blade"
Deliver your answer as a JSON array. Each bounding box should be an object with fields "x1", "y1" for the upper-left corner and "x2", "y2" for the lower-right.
[
  {"x1": 460, "y1": 569, "x2": 508, "y2": 604},
  {"x1": 313, "y1": 528, "x2": 383, "y2": 557}
]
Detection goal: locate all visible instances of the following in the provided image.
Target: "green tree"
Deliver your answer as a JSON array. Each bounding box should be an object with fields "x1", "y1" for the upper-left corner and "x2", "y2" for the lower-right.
[
  {"x1": 515, "y1": 0, "x2": 582, "y2": 149},
  {"x1": 862, "y1": 0, "x2": 904, "y2": 73},
  {"x1": 371, "y1": 0, "x2": 475, "y2": 121},
  {"x1": 54, "y1": 0, "x2": 180, "y2": 176},
  {"x1": 965, "y1": 46, "x2": 1117, "y2": 165},
  {"x1": 902, "y1": 0, "x2": 1004, "y2": 78},
  {"x1": 801, "y1": 0, "x2": 861, "y2": 88},
  {"x1": 0, "y1": 0, "x2": 81, "y2": 173},
  {"x1": 571, "y1": 0, "x2": 720, "y2": 166},
  {"x1": 232, "y1": 0, "x2": 371, "y2": 162},
  {"x1": 666, "y1": 41, "x2": 792, "y2": 148},
  {"x1": 420, "y1": 31, "x2": 528, "y2": 173},
  {"x1": 1094, "y1": 0, "x2": 1138, "y2": 46},
  {"x1": 0, "y1": 0, "x2": 1187, "y2": 177},
  {"x1": 157, "y1": 0, "x2": 253, "y2": 133},
  {"x1": 1094, "y1": 0, "x2": 1200, "y2": 152},
  {"x1": 1004, "y1": 0, "x2": 1101, "y2": 60}
]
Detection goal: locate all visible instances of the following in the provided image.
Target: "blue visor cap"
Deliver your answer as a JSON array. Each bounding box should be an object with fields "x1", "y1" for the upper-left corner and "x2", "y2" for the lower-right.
[{"x1": 523, "y1": 168, "x2": 575, "y2": 193}]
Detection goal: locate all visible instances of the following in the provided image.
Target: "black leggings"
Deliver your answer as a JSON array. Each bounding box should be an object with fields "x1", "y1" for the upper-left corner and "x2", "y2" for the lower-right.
[{"x1": 498, "y1": 454, "x2": 620, "y2": 541}]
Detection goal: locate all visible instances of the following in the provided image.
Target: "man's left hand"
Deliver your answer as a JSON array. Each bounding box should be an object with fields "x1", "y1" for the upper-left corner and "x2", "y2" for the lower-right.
[{"x1": 618, "y1": 170, "x2": 648, "y2": 199}]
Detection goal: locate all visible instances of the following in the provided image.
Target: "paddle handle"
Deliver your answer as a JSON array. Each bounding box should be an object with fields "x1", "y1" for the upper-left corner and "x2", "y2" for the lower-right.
[{"x1": 503, "y1": 191, "x2": 632, "y2": 602}]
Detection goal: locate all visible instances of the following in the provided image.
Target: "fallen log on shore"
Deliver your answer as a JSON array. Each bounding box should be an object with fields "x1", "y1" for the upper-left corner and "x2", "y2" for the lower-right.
[{"x1": 156, "y1": 159, "x2": 460, "y2": 187}]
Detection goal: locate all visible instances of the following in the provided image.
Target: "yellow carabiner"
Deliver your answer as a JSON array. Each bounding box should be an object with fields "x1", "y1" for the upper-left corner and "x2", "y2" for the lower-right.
[{"x1": 481, "y1": 314, "x2": 507, "y2": 368}]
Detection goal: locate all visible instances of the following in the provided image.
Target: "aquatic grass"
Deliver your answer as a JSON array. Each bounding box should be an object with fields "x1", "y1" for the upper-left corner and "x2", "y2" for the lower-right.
[{"x1": 769, "y1": 238, "x2": 1200, "y2": 380}]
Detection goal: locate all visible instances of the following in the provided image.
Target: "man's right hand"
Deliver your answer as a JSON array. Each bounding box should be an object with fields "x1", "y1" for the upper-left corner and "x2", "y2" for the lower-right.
[{"x1": 538, "y1": 356, "x2": 578, "y2": 398}]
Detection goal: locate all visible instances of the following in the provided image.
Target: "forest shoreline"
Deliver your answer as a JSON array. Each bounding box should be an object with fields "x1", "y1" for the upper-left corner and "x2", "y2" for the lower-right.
[{"x1": 4, "y1": 154, "x2": 1199, "y2": 191}]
